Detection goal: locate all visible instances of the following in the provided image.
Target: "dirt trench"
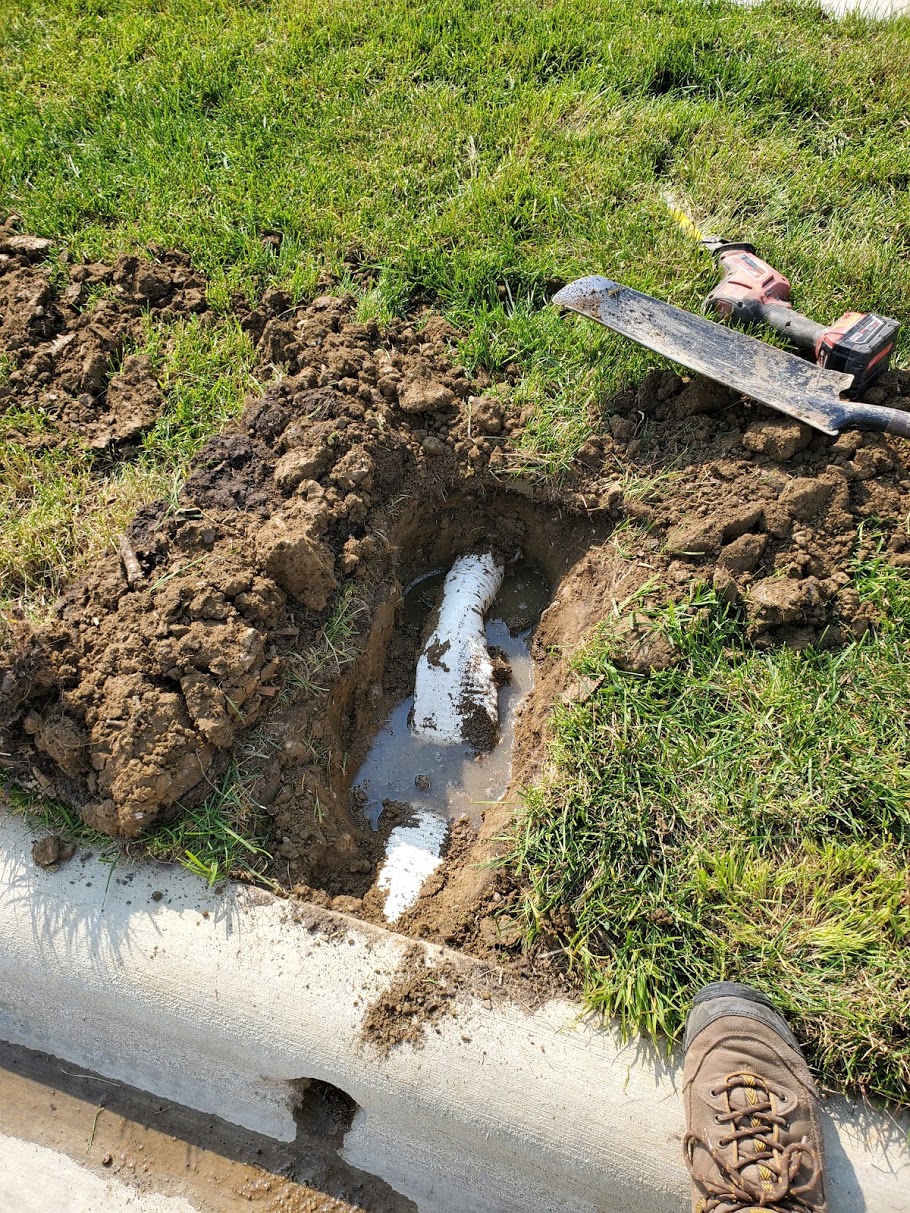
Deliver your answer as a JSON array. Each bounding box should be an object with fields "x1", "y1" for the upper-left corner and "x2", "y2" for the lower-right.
[
  {"x1": 5, "y1": 228, "x2": 910, "y2": 953},
  {"x1": 0, "y1": 228, "x2": 622, "y2": 906}
]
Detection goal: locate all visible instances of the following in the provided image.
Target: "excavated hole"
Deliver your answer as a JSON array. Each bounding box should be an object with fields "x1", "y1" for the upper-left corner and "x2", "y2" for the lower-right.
[
  {"x1": 1, "y1": 259, "x2": 625, "y2": 926},
  {"x1": 296, "y1": 492, "x2": 614, "y2": 913},
  {"x1": 352, "y1": 558, "x2": 550, "y2": 830}
]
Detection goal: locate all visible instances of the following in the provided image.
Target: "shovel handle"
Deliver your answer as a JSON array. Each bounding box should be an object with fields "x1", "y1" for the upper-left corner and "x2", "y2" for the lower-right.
[
  {"x1": 842, "y1": 402, "x2": 910, "y2": 438},
  {"x1": 884, "y1": 407, "x2": 910, "y2": 439}
]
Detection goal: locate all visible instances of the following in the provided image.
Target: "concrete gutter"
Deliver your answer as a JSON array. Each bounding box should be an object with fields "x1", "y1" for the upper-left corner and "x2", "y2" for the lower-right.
[
  {"x1": 1, "y1": 1132, "x2": 199, "y2": 1213},
  {"x1": 0, "y1": 811, "x2": 907, "y2": 1213}
]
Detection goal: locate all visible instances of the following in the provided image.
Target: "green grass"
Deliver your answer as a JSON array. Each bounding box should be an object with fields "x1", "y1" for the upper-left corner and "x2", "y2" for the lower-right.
[
  {"x1": 2, "y1": 0, "x2": 910, "y2": 568},
  {"x1": 282, "y1": 580, "x2": 370, "y2": 699},
  {"x1": 508, "y1": 548, "x2": 910, "y2": 1106},
  {"x1": 3, "y1": 0, "x2": 910, "y2": 464},
  {"x1": 3, "y1": 0, "x2": 910, "y2": 1099}
]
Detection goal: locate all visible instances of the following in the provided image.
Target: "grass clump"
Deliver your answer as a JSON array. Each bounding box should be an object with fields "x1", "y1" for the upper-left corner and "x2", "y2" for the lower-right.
[
  {"x1": 3, "y1": 758, "x2": 275, "y2": 887},
  {"x1": 143, "y1": 760, "x2": 275, "y2": 886},
  {"x1": 0, "y1": 313, "x2": 257, "y2": 624},
  {"x1": 282, "y1": 580, "x2": 370, "y2": 698},
  {"x1": 509, "y1": 551, "x2": 910, "y2": 1107}
]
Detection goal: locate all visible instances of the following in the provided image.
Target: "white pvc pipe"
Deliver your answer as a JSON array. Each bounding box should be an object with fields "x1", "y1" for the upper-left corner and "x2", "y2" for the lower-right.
[
  {"x1": 412, "y1": 553, "x2": 504, "y2": 747},
  {"x1": 377, "y1": 811, "x2": 447, "y2": 922}
]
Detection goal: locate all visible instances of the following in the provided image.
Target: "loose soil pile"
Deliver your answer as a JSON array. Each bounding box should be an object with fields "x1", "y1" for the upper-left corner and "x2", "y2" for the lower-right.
[
  {"x1": 359, "y1": 946, "x2": 466, "y2": 1055},
  {"x1": 4, "y1": 230, "x2": 910, "y2": 944},
  {"x1": 0, "y1": 230, "x2": 617, "y2": 905},
  {"x1": 0, "y1": 214, "x2": 207, "y2": 449}
]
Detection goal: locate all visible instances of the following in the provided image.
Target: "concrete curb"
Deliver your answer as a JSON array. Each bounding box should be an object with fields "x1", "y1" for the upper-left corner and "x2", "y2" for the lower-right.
[{"x1": 0, "y1": 812, "x2": 907, "y2": 1212}]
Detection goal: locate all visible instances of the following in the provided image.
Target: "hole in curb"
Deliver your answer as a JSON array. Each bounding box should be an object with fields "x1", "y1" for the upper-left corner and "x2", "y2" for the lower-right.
[
  {"x1": 290, "y1": 1077, "x2": 358, "y2": 1146},
  {"x1": 285, "y1": 1075, "x2": 415, "y2": 1209}
]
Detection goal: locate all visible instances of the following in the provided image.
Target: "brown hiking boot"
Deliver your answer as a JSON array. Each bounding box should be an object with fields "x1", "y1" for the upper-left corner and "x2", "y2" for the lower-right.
[{"x1": 682, "y1": 982, "x2": 827, "y2": 1213}]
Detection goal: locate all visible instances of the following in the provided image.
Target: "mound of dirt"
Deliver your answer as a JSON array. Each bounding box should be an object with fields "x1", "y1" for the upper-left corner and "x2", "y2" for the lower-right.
[
  {"x1": 4, "y1": 228, "x2": 910, "y2": 917},
  {"x1": 0, "y1": 245, "x2": 619, "y2": 893},
  {"x1": 0, "y1": 213, "x2": 207, "y2": 449},
  {"x1": 570, "y1": 364, "x2": 910, "y2": 661}
]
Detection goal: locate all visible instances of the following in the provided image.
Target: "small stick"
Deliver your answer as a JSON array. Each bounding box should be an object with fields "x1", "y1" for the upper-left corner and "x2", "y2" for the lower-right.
[
  {"x1": 118, "y1": 534, "x2": 143, "y2": 586},
  {"x1": 61, "y1": 1071, "x2": 122, "y2": 1085},
  {"x1": 86, "y1": 1105, "x2": 104, "y2": 1153}
]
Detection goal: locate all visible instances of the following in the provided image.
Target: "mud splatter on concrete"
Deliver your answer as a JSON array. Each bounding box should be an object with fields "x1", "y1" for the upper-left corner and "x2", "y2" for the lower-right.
[{"x1": 360, "y1": 947, "x2": 466, "y2": 1054}]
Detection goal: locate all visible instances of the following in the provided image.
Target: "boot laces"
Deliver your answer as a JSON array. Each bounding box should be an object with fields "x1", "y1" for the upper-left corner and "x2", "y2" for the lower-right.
[{"x1": 684, "y1": 1071, "x2": 819, "y2": 1212}]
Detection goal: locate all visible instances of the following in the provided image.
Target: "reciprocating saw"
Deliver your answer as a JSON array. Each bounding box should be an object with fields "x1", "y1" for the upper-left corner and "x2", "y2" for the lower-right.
[{"x1": 667, "y1": 200, "x2": 900, "y2": 396}]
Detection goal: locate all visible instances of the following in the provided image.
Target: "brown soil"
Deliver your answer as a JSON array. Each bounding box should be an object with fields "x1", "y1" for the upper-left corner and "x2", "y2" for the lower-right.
[
  {"x1": 5, "y1": 229, "x2": 910, "y2": 967},
  {"x1": 0, "y1": 236, "x2": 618, "y2": 901},
  {"x1": 359, "y1": 946, "x2": 465, "y2": 1055},
  {"x1": 0, "y1": 213, "x2": 208, "y2": 449},
  {"x1": 30, "y1": 832, "x2": 77, "y2": 869}
]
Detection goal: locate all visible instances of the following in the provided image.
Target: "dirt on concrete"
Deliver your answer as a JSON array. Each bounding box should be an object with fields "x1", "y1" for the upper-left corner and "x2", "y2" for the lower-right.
[
  {"x1": 30, "y1": 833, "x2": 77, "y2": 870},
  {"x1": 4, "y1": 229, "x2": 910, "y2": 958},
  {"x1": 359, "y1": 947, "x2": 465, "y2": 1055}
]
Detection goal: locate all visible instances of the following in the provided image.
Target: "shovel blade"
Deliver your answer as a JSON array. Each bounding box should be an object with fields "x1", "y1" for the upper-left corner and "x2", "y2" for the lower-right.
[{"x1": 554, "y1": 275, "x2": 857, "y2": 436}]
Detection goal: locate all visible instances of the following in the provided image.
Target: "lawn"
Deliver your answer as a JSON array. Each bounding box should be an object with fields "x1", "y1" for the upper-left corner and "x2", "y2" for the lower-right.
[
  {"x1": 509, "y1": 547, "x2": 910, "y2": 1106},
  {"x1": 3, "y1": 0, "x2": 910, "y2": 608},
  {"x1": 2, "y1": 0, "x2": 910, "y2": 1105}
]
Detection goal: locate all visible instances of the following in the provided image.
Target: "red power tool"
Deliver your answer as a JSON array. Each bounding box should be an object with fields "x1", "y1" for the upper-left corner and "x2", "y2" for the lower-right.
[{"x1": 702, "y1": 236, "x2": 899, "y2": 396}]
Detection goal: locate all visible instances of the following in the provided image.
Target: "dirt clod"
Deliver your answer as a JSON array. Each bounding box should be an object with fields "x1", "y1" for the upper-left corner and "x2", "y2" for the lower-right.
[
  {"x1": 742, "y1": 418, "x2": 812, "y2": 460},
  {"x1": 91, "y1": 353, "x2": 164, "y2": 448},
  {"x1": 666, "y1": 517, "x2": 724, "y2": 557},
  {"x1": 31, "y1": 834, "x2": 77, "y2": 869},
  {"x1": 717, "y1": 532, "x2": 767, "y2": 574}
]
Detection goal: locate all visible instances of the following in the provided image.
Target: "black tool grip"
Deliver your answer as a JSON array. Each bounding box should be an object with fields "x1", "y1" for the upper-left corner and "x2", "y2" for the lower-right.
[
  {"x1": 839, "y1": 402, "x2": 910, "y2": 437},
  {"x1": 759, "y1": 303, "x2": 824, "y2": 354}
]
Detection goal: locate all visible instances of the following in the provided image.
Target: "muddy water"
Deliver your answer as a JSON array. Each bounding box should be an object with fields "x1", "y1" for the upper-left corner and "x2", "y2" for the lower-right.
[{"x1": 354, "y1": 564, "x2": 550, "y2": 829}]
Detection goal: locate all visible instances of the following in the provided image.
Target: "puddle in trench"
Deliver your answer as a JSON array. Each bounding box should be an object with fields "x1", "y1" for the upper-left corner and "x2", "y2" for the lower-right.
[{"x1": 354, "y1": 562, "x2": 550, "y2": 830}]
